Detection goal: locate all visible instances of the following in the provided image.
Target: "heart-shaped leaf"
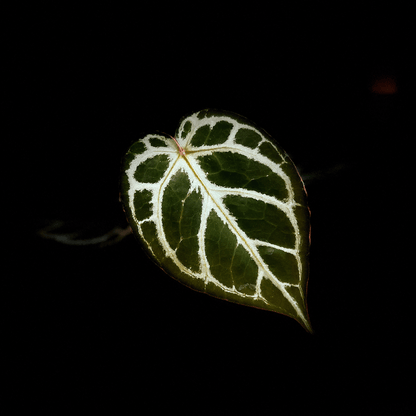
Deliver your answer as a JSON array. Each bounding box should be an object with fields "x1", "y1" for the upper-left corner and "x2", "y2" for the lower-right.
[{"x1": 121, "y1": 109, "x2": 312, "y2": 332}]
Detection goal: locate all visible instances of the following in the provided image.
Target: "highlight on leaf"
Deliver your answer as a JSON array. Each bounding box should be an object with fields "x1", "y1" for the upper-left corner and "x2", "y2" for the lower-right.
[{"x1": 120, "y1": 109, "x2": 312, "y2": 332}]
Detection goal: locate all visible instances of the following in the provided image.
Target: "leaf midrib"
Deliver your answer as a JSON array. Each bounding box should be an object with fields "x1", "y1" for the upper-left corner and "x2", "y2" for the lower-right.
[{"x1": 162, "y1": 147, "x2": 307, "y2": 326}]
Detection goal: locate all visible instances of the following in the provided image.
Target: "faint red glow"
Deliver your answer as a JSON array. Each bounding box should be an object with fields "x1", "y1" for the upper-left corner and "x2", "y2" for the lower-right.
[{"x1": 371, "y1": 77, "x2": 398, "y2": 94}]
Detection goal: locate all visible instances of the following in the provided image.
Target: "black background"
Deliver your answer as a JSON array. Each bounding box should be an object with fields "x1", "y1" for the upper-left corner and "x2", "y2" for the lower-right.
[{"x1": 4, "y1": 4, "x2": 415, "y2": 414}]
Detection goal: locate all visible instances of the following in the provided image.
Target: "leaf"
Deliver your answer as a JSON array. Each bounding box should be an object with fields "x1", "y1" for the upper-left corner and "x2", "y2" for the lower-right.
[{"x1": 120, "y1": 109, "x2": 312, "y2": 332}]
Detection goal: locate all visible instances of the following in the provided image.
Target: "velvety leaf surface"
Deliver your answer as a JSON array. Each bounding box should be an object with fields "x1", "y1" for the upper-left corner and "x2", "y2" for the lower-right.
[{"x1": 121, "y1": 109, "x2": 312, "y2": 332}]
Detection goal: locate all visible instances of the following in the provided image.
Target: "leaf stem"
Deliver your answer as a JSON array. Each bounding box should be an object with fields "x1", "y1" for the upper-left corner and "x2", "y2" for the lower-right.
[{"x1": 170, "y1": 135, "x2": 186, "y2": 156}]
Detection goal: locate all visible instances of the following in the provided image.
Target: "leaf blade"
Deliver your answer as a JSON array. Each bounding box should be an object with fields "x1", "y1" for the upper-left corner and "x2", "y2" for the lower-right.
[{"x1": 121, "y1": 110, "x2": 312, "y2": 332}]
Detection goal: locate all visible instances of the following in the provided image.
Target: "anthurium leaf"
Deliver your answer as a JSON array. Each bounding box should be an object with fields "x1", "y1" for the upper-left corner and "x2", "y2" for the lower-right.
[{"x1": 121, "y1": 109, "x2": 312, "y2": 332}]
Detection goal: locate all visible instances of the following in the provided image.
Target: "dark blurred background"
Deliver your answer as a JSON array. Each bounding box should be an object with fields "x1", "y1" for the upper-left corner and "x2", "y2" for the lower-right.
[{"x1": 4, "y1": 4, "x2": 414, "y2": 414}]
